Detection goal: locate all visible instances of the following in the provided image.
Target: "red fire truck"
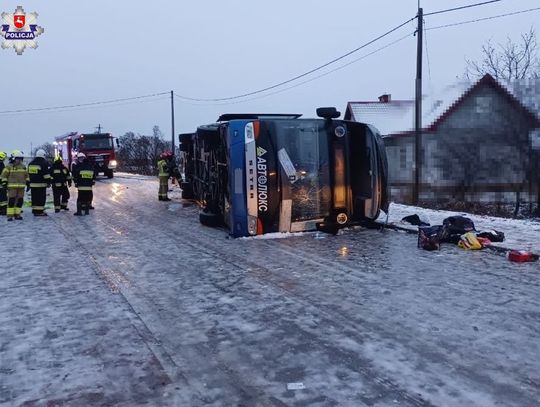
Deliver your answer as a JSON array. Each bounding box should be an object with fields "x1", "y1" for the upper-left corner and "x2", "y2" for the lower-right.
[{"x1": 55, "y1": 131, "x2": 118, "y2": 178}]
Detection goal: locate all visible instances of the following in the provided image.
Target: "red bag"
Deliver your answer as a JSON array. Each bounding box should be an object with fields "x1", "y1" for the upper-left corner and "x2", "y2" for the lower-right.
[{"x1": 507, "y1": 251, "x2": 539, "y2": 263}]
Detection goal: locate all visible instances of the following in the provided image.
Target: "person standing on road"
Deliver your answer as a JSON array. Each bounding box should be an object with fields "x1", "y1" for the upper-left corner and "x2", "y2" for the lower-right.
[
  {"x1": 168, "y1": 153, "x2": 182, "y2": 186},
  {"x1": 28, "y1": 149, "x2": 52, "y2": 216},
  {"x1": 0, "y1": 152, "x2": 7, "y2": 216},
  {"x1": 0, "y1": 150, "x2": 29, "y2": 221},
  {"x1": 50, "y1": 156, "x2": 72, "y2": 212},
  {"x1": 72, "y1": 153, "x2": 95, "y2": 216},
  {"x1": 157, "y1": 152, "x2": 171, "y2": 201}
]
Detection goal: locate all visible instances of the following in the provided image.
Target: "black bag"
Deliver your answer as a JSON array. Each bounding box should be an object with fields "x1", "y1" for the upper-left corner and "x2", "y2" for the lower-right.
[
  {"x1": 418, "y1": 225, "x2": 443, "y2": 251},
  {"x1": 477, "y1": 230, "x2": 505, "y2": 243},
  {"x1": 441, "y1": 216, "x2": 476, "y2": 244},
  {"x1": 402, "y1": 214, "x2": 430, "y2": 226}
]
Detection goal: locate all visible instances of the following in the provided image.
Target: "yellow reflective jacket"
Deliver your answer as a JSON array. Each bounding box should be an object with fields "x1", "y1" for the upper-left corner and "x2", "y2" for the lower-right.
[
  {"x1": 158, "y1": 159, "x2": 169, "y2": 177},
  {"x1": 0, "y1": 163, "x2": 29, "y2": 189}
]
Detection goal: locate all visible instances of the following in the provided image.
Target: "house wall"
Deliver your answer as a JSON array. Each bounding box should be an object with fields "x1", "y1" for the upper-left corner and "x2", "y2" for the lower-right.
[{"x1": 384, "y1": 86, "x2": 539, "y2": 205}]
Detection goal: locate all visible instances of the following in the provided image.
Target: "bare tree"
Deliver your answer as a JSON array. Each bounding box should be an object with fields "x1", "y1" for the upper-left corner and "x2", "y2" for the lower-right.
[
  {"x1": 32, "y1": 142, "x2": 56, "y2": 161},
  {"x1": 116, "y1": 127, "x2": 171, "y2": 175},
  {"x1": 466, "y1": 28, "x2": 540, "y2": 80}
]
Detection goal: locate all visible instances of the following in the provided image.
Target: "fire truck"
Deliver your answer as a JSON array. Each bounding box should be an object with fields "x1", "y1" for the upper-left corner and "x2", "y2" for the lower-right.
[{"x1": 54, "y1": 130, "x2": 118, "y2": 178}]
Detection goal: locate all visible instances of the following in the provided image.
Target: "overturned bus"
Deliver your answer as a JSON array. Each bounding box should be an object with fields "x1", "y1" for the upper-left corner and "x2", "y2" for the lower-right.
[{"x1": 179, "y1": 107, "x2": 389, "y2": 237}]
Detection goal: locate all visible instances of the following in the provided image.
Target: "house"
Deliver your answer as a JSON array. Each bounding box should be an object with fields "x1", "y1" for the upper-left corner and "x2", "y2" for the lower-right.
[{"x1": 345, "y1": 74, "x2": 540, "y2": 208}]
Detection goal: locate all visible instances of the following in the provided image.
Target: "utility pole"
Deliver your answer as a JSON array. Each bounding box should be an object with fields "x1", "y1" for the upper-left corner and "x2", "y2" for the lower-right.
[
  {"x1": 170, "y1": 90, "x2": 175, "y2": 154},
  {"x1": 95, "y1": 124, "x2": 102, "y2": 133},
  {"x1": 413, "y1": 7, "x2": 423, "y2": 206}
]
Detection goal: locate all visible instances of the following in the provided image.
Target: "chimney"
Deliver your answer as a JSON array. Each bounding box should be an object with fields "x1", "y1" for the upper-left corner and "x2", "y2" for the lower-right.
[{"x1": 378, "y1": 94, "x2": 391, "y2": 103}]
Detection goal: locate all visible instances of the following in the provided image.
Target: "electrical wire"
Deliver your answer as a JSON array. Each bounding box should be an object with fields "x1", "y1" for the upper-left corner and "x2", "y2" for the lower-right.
[
  {"x1": 173, "y1": 16, "x2": 416, "y2": 102},
  {"x1": 427, "y1": 6, "x2": 540, "y2": 30},
  {"x1": 174, "y1": 31, "x2": 414, "y2": 106},
  {"x1": 424, "y1": 0, "x2": 502, "y2": 17},
  {"x1": 424, "y1": 22, "x2": 434, "y2": 97},
  {"x1": 0, "y1": 95, "x2": 170, "y2": 116},
  {"x1": 0, "y1": 91, "x2": 169, "y2": 115}
]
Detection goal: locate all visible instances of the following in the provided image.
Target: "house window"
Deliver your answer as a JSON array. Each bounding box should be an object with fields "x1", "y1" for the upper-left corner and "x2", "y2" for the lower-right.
[
  {"x1": 400, "y1": 146, "x2": 407, "y2": 170},
  {"x1": 476, "y1": 96, "x2": 492, "y2": 114}
]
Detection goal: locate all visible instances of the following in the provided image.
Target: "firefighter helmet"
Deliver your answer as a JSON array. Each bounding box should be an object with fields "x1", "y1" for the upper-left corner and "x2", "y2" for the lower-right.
[
  {"x1": 35, "y1": 149, "x2": 46, "y2": 158},
  {"x1": 77, "y1": 152, "x2": 86, "y2": 159},
  {"x1": 0, "y1": 151, "x2": 6, "y2": 161},
  {"x1": 11, "y1": 150, "x2": 24, "y2": 159}
]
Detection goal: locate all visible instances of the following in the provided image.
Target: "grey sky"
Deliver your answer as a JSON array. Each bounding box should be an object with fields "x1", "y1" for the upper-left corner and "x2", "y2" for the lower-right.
[{"x1": 1, "y1": 0, "x2": 539, "y2": 154}]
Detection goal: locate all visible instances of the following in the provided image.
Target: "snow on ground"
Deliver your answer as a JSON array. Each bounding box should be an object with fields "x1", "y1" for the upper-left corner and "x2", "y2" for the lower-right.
[
  {"x1": 1, "y1": 175, "x2": 540, "y2": 406},
  {"x1": 380, "y1": 202, "x2": 540, "y2": 254}
]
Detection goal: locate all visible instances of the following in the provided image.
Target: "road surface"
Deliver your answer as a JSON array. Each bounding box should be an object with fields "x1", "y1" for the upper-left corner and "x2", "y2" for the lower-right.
[{"x1": 1, "y1": 174, "x2": 539, "y2": 406}]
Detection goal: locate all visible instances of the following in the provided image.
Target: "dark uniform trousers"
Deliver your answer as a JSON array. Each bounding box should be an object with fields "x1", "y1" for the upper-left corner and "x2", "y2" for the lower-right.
[
  {"x1": 0, "y1": 187, "x2": 6, "y2": 215},
  {"x1": 31, "y1": 187, "x2": 47, "y2": 215},
  {"x1": 52, "y1": 185, "x2": 70, "y2": 210},
  {"x1": 77, "y1": 190, "x2": 93, "y2": 213}
]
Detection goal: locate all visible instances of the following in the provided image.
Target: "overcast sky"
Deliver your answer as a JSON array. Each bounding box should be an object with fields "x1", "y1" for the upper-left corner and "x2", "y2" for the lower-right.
[{"x1": 1, "y1": 0, "x2": 539, "y2": 154}]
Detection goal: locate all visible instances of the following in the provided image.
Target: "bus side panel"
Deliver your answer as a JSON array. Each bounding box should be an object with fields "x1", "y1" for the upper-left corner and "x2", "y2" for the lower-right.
[{"x1": 228, "y1": 121, "x2": 250, "y2": 237}]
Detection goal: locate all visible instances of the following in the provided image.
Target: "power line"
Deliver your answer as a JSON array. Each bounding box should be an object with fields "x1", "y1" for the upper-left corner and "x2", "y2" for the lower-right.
[
  {"x1": 427, "y1": 6, "x2": 540, "y2": 30},
  {"x1": 0, "y1": 92, "x2": 169, "y2": 114},
  {"x1": 174, "y1": 16, "x2": 416, "y2": 102},
  {"x1": 175, "y1": 31, "x2": 414, "y2": 106},
  {"x1": 0, "y1": 95, "x2": 169, "y2": 116},
  {"x1": 424, "y1": 0, "x2": 502, "y2": 17},
  {"x1": 424, "y1": 23, "x2": 433, "y2": 97}
]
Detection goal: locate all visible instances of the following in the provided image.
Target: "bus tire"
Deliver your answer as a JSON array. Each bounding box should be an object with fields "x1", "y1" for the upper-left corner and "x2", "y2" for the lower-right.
[{"x1": 199, "y1": 211, "x2": 221, "y2": 228}]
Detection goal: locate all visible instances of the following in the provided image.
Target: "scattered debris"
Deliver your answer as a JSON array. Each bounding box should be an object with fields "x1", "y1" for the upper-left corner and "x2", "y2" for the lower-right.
[
  {"x1": 477, "y1": 230, "x2": 505, "y2": 243},
  {"x1": 458, "y1": 232, "x2": 482, "y2": 250},
  {"x1": 507, "y1": 251, "x2": 539, "y2": 263},
  {"x1": 418, "y1": 226, "x2": 443, "y2": 251},
  {"x1": 402, "y1": 214, "x2": 430, "y2": 226},
  {"x1": 287, "y1": 382, "x2": 306, "y2": 391}
]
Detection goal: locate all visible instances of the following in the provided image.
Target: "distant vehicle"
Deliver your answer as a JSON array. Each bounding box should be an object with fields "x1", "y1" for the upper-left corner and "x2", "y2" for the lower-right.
[
  {"x1": 179, "y1": 107, "x2": 389, "y2": 237},
  {"x1": 54, "y1": 130, "x2": 119, "y2": 178}
]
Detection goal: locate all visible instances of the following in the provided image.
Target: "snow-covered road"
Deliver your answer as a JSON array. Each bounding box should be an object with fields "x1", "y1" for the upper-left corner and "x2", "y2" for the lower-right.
[{"x1": 1, "y1": 174, "x2": 539, "y2": 406}]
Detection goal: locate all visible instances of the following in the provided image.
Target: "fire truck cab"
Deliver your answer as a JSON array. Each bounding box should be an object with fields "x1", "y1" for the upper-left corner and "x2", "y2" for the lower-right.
[{"x1": 55, "y1": 131, "x2": 118, "y2": 178}]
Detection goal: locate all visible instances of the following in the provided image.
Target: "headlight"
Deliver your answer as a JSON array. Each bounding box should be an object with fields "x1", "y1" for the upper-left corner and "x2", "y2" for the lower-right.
[
  {"x1": 248, "y1": 215, "x2": 257, "y2": 235},
  {"x1": 109, "y1": 160, "x2": 117, "y2": 168},
  {"x1": 245, "y1": 122, "x2": 254, "y2": 141}
]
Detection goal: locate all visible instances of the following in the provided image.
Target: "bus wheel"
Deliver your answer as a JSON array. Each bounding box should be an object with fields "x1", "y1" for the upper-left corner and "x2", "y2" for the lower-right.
[
  {"x1": 199, "y1": 211, "x2": 221, "y2": 227},
  {"x1": 181, "y1": 182, "x2": 194, "y2": 199}
]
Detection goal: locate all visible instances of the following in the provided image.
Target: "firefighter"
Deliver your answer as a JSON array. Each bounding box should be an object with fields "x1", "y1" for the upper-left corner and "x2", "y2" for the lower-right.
[
  {"x1": 50, "y1": 156, "x2": 72, "y2": 212},
  {"x1": 0, "y1": 150, "x2": 29, "y2": 221},
  {"x1": 168, "y1": 153, "x2": 182, "y2": 185},
  {"x1": 157, "y1": 152, "x2": 171, "y2": 201},
  {"x1": 0, "y1": 151, "x2": 7, "y2": 215},
  {"x1": 72, "y1": 153, "x2": 95, "y2": 216},
  {"x1": 28, "y1": 149, "x2": 52, "y2": 216}
]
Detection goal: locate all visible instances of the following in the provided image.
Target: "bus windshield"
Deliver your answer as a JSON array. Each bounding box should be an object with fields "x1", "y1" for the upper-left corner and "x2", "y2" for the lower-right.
[
  {"x1": 82, "y1": 137, "x2": 112, "y2": 150},
  {"x1": 273, "y1": 120, "x2": 332, "y2": 221}
]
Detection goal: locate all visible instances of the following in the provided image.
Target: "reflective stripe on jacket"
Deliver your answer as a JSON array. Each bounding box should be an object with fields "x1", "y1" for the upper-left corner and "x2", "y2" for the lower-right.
[
  {"x1": 28, "y1": 158, "x2": 52, "y2": 188},
  {"x1": 158, "y1": 159, "x2": 169, "y2": 177},
  {"x1": 0, "y1": 163, "x2": 29, "y2": 188},
  {"x1": 72, "y1": 160, "x2": 95, "y2": 189},
  {"x1": 50, "y1": 162, "x2": 72, "y2": 187}
]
